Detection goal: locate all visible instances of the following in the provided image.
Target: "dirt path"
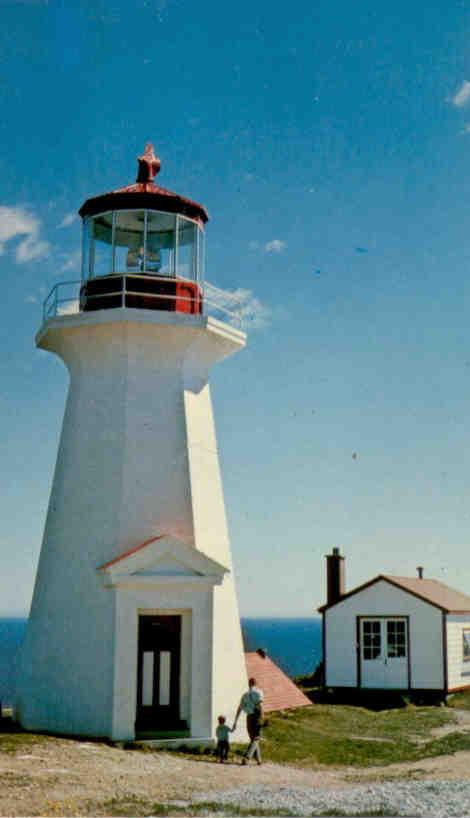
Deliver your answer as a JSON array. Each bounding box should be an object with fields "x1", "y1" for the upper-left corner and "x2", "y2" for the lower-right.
[
  {"x1": 0, "y1": 737, "x2": 347, "y2": 816},
  {"x1": 2, "y1": 726, "x2": 470, "y2": 816}
]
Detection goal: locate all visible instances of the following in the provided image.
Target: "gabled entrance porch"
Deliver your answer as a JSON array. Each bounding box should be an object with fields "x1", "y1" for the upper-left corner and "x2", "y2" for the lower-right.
[{"x1": 98, "y1": 534, "x2": 229, "y2": 741}]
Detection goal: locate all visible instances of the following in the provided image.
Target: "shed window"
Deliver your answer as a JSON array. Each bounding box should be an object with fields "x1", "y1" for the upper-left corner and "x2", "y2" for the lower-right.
[
  {"x1": 362, "y1": 620, "x2": 381, "y2": 659},
  {"x1": 387, "y1": 620, "x2": 406, "y2": 658},
  {"x1": 463, "y1": 629, "x2": 470, "y2": 663}
]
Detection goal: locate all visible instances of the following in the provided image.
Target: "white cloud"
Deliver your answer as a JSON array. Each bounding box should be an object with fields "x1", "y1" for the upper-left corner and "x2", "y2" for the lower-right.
[
  {"x1": 16, "y1": 235, "x2": 50, "y2": 263},
  {"x1": 236, "y1": 288, "x2": 271, "y2": 329},
  {"x1": 213, "y1": 287, "x2": 271, "y2": 330},
  {"x1": 25, "y1": 294, "x2": 38, "y2": 304},
  {"x1": 60, "y1": 249, "x2": 81, "y2": 273},
  {"x1": 451, "y1": 81, "x2": 470, "y2": 108},
  {"x1": 0, "y1": 206, "x2": 50, "y2": 263},
  {"x1": 58, "y1": 212, "x2": 77, "y2": 228},
  {"x1": 264, "y1": 239, "x2": 286, "y2": 254}
]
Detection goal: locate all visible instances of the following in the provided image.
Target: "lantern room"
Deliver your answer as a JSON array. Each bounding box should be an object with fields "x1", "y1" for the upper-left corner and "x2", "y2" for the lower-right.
[{"x1": 78, "y1": 144, "x2": 208, "y2": 314}]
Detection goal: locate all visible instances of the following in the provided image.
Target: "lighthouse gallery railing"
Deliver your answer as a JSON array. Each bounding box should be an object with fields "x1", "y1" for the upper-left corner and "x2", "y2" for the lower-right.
[{"x1": 42, "y1": 276, "x2": 246, "y2": 330}]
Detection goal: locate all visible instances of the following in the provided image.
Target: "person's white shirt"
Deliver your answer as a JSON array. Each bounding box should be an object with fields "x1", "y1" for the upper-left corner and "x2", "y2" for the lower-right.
[{"x1": 239, "y1": 686, "x2": 264, "y2": 714}]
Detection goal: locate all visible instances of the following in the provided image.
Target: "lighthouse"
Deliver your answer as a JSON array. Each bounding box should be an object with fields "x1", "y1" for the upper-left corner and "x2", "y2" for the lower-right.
[{"x1": 16, "y1": 144, "x2": 248, "y2": 741}]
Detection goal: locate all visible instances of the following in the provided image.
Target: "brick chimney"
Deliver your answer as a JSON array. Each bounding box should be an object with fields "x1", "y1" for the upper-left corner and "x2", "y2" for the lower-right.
[{"x1": 326, "y1": 547, "x2": 345, "y2": 605}]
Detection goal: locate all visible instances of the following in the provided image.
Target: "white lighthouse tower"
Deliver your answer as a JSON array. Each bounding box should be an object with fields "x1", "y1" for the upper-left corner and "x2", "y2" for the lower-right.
[{"x1": 16, "y1": 144, "x2": 248, "y2": 741}]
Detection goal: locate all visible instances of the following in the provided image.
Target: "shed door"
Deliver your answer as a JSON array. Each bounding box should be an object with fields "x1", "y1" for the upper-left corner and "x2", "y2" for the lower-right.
[{"x1": 360, "y1": 618, "x2": 408, "y2": 689}]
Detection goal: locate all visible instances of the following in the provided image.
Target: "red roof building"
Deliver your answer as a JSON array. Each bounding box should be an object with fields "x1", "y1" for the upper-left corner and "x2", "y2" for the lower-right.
[{"x1": 245, "y1": 651, "x2": 311, "y2": 712}]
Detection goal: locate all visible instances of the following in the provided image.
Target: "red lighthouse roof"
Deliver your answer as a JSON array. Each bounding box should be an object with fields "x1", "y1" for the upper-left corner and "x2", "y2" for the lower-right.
[{"x1": 79, "y1": 143, "x2": 209, "y2": 226}]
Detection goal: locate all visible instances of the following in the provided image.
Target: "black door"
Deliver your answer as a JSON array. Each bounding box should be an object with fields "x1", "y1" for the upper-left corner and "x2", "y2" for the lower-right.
[{"x1": 136, "y1": 615, "x2": 182, "y2": 731}]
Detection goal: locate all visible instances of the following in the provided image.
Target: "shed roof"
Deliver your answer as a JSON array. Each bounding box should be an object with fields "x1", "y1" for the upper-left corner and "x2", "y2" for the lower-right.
[
  {"x1": 384, "y1": 576, "x2": 470, "y2": 613},
  {"x1": 318, "y1": 574, "x2": 470, "y2": 614}
]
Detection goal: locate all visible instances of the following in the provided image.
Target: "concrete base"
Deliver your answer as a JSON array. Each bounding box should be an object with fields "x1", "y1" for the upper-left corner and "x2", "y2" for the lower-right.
[{"x1": 131, "y1": 736, "x2": 215, "y2": 750}]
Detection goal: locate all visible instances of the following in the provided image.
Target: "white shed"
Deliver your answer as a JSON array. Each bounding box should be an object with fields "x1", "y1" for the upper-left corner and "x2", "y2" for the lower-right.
[{"x1": 318, "y1": 549, "x2": 470, "y2": 698}]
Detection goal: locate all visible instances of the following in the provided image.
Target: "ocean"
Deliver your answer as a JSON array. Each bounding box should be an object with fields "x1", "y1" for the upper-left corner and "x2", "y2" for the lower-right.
[{"x1": 0, "y1": 616, "x2": 322, "y2": 706}]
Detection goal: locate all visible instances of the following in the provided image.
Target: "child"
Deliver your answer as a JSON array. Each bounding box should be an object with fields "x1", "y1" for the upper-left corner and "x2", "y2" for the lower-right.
[{"x1": 215, "y1": 715, "x2": 231, "y2": 763}]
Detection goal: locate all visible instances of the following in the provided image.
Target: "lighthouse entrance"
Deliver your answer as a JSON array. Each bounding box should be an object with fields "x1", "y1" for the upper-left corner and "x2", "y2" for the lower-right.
[{"x1": 136, "y1": 615, "x2": 183, "y2": 731}]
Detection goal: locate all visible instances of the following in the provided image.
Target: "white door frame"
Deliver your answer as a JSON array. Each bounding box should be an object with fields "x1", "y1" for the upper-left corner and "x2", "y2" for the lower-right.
[{"x1": 358, "y1": 616, "x2": 410, "y2": 690}]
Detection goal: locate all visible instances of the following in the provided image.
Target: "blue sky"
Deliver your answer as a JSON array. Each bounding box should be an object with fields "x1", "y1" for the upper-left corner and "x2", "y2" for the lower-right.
[{"x1": 3, "y1": 0, "x2": 470, "y2": 616}]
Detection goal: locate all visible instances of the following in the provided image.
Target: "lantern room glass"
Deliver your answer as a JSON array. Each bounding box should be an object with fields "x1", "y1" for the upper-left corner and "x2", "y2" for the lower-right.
[
  {"x1": 177, "y1": 217, "x2": 197, "y2": 280},
  {"x1": 90, "y1": 213, "x2": 113, "y2": 277},
  {"x1": 113, "y1": 210, "x2": 146, "y2": 273},
  {"x1": 82, "y1": 210, "x2": 204, "y2": 282},
  {"x1": 147, "y1": 211, "x2": 176, "y2": 276}
]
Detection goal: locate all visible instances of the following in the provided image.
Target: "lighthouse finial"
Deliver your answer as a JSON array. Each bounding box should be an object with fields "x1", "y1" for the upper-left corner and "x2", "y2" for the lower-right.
[{"x1": 136, "y1": 143, "x2": 161, "y2": 183}]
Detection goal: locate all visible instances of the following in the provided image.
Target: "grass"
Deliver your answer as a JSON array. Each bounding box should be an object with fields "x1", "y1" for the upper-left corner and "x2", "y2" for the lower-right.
[
  {"x1": 255, "y1": 702, "x2": 470, "y2": 767},
  {"x1": 0, "y1": 728, "x2": 50, "y2": 754},
  {"x1": 1, "y1": 703, "x2": 470, "y2": 817},
  {"x1": 3, "y1": 695, "x2": 470, "y2": 772},
  {"x1": 447, "y1": 688, "x2": 470, "y2": 710},
  {"x1": 311, "y1": 808, "x2": 400, "y2": 818},
  {"x1": 164, "y1": 698, "x2": 470, "y2": 768},
  {"x1": 92, "y1": 795, "x2": 402, "y2": 817},
  {"x1": 23, "y1": 793, "x2": 402, "y2": 818},
  {"x1": 92, "y1": 796, "x2": 296, "y2": 817}
]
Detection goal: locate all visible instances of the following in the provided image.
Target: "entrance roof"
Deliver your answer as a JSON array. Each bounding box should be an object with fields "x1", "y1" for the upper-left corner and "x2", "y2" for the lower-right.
[{"x1": 98, "y1": 534, "x2": 229, "y2": 588}]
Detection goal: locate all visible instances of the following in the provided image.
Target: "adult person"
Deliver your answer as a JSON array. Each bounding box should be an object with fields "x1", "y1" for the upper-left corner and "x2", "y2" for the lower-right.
[{"x1": 233, "y1": 676, "x2": 264, "y2": 765}]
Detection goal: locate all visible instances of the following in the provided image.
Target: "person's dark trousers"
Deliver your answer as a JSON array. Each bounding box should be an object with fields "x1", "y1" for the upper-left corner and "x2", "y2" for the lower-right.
[
  {"x1": 216, "y1": 740, "x2": 229, "y2": 761},
  {"x1": 245, "y1": 713, "x2": 262, "y2": 763}
]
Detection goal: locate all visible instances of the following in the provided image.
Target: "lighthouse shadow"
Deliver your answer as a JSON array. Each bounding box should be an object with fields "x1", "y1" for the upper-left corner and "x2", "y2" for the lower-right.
[
  {"x1": 0, "y1": 715, "x2": 53, "y2": 754},
  {"x1": 0, "y1": 713, "x2": 22, "y2": 733}
]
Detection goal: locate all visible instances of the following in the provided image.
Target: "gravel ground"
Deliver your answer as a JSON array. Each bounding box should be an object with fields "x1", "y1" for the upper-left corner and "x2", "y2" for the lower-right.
[
  {"x1": 3, "y1": 732, "x2": 470, "y2": 816},
  {"x1": 192, "y1": 780, "x2": 470, "y2": 817}
]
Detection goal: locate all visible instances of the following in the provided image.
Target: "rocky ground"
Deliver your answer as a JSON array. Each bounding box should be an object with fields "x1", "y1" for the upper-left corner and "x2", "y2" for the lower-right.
[
  {"x1": 192, "y1": 780, "x2": 470, "y2": 817},
  {"x1": 3, "y1": 729, "x2": 470, "y2": 816}
]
